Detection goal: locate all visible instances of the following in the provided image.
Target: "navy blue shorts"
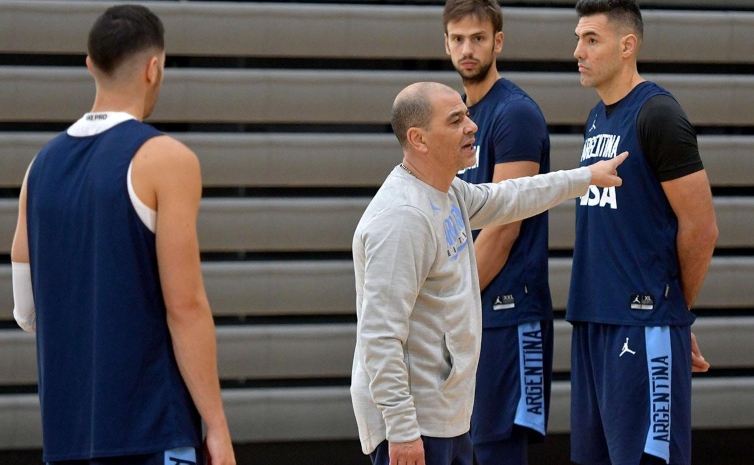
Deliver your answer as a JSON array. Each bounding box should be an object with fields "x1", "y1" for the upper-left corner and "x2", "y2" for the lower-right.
[
  {"x1": 570, "y1": 323, "x2": 692, "y2": 465},
  {"x1": 370, "y1": 434, "x2": 472, "y2": 465},
  {"x1": 470, "y1": 321, "x2": 553, "y2": 453},
  {"x1": 472, "y1": 426, "x2": 530, "y2": 465},
  {"x1": 48, "y1": 447, "x2": 201, "y2": 465}
]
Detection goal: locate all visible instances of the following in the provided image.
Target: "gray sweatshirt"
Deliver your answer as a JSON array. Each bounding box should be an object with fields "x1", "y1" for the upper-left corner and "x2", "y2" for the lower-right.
[{"x1": 350, "y1": 165, "x2": 592, "y2": 454}]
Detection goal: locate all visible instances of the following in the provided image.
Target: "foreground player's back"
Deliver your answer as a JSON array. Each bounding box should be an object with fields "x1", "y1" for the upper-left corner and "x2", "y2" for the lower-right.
[{"x1": 26, "y1": 117, "x2": 202, "y2": 460}]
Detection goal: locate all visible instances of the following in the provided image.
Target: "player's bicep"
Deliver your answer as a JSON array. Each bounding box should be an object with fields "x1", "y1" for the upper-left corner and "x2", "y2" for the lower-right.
[
  {"x1": 11, "y1": 166, "x2": 32, "y2": 263},
  {"x1": 661, "y1": 170, "x2": 715, "y2": 226},
  {"x1": 147, "y1": 140, "x2": 206, "y2": 311},
  {"x1": 491, "y1": 100, "x2": 548, "y2": 164},
  {"x1": 492, "y1": 160, "x2": 540, "y2": 183}
]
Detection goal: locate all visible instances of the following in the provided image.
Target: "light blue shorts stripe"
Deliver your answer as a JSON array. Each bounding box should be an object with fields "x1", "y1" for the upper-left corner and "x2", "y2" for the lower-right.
[
  {"x1": 644, "y1": 326, "x2": 672, "y2": 463},
  {"x1": 514, "y1": 321, "x2": 546, "y2": 436}
]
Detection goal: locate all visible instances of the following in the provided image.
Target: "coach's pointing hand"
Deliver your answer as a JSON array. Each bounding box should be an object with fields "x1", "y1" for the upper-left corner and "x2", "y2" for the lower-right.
[{"x1": 588, "y1": 151, "x2": 628, "y2": 188}]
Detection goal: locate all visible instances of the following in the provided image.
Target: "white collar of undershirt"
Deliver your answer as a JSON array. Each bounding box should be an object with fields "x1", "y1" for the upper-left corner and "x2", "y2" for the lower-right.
[{"x1": 67, "y1": 112, "x2": 138, "y2": 137}]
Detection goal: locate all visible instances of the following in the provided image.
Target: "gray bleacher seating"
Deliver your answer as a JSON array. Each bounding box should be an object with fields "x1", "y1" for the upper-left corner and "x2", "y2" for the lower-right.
[
  {"x1": 3, "y1": 133, "x2": 754, "y2": 188},
  {"x1": 2, "y1": 319, "x2": 754, "y2": 448},
  {"x1": 5, "y1": 316, "x2": 754, "y2": 386},
  {"x1": 2, "y1": 2, "x2": 753, "y2": 63},
  {"x1": 2, "y1": 166, "x2": 754, "y2": 254},
  {"x1": 1, "y1": 0, "x2": 752, "y2": 451},
  {"x1": 2, "y1": 376, "x2": 750, "y2": 444},
  {"x1": 3, "y1": 68, "x2": 754, "y2": 126},
  {"x1": 0, "y1": 133, "x2": 754, "y2": 253},
  {"x1": 2, "y1": 256, "x2": 754, "y2": 320}
]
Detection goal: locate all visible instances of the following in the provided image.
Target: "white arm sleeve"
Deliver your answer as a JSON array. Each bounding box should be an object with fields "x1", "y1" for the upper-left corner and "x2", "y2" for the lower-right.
[{"x1": 12, "y1": 262, "x2": 36, "y2": 332}]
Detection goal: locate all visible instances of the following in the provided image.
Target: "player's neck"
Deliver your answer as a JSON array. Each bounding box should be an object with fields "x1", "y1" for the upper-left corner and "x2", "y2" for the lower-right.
[
  {"x1": 597, "y1": 68, "x2": 645, "y2": 106},
  {"x1": 90, "y1": 89, "x2": 146, "y2": 121},
  {"x1": 463, "y1": 68, "x2": 501, "y2": 107}
]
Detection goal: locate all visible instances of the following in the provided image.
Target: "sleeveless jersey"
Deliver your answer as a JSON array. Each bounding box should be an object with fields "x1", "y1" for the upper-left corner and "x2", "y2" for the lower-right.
[
  {"x1": 458, "y1": 78, "x2": 552, "y2": 327},
  {"x1": 26, "y1": 118, "x2": 202, "y2": 460},
  {"x1": 566, "y1": 82, "x2": 694, "y2": 326}
]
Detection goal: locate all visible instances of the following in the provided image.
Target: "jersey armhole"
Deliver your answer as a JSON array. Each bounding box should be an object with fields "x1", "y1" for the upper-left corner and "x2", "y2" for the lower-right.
[{"x1": 127, "y1": 161, "x2": 157, "y2": 233}]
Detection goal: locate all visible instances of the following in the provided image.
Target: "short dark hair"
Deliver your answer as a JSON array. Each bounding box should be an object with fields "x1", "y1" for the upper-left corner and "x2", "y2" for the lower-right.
[
  {"x1": 87, "y1": 4, "x2": 164, "y2": 75},
  {"x1": 575, "y1": 0, "x2": 643, "y2": 40},
  {"x1": 443, "y1": 0, "x2": 503, "y2": 34},
  {"x1": 391, "y1": 83, "x2": 437, "y2": 148}
]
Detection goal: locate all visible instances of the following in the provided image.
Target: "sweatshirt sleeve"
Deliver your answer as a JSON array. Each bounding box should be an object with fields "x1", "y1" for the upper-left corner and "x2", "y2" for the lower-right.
[
  {"x1": 356, "y1": 205, "x2": 436, "y2": 443},
  {"x1": 459, "y1": 167, "x2": 592, "y2": 231}
]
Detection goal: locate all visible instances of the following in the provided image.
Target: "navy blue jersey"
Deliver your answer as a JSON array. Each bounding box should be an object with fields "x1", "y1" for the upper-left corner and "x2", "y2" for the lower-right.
[
  {"x1": 27, "y1": 119, "x2": 202, "y2": 461},
  {"x1": 458, "y1": 78, "x2": 552, "y2": 327},
  {"x1": 567, "y1": 82, "x2": 694, "y2": 326}
]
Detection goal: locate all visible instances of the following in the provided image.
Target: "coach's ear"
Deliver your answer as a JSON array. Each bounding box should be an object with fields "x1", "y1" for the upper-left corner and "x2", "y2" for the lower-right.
[
  {"x1": 407, "y1": 126, "x2": 429, "y2": 154},
  {"x1": 85, "y1": 56, "x2": 95, "y2": 76}
]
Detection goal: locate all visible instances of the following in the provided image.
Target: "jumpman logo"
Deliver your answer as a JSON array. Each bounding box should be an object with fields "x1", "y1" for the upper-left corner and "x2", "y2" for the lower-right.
[
  {"x1": 619, "y1": 337, "x2": 636, "y2": 357},
  {"x1": 589, "y1": 117, "x2": 597, "y2": 132}
]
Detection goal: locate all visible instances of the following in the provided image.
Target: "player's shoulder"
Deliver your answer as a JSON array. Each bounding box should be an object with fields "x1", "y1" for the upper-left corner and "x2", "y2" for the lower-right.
[
  {"x1": 495, "y1": 77, "x2": 525, "y2": 94},
  {"x1": 140, "y1": 134, "x2": 194, "y2": 156},
  {"x1": 641, "y1": 94, "x2": 684, "y2": 114},
  {"x1": 638, "y1": 94, "x2": 690, "y2": 128},
  {"x1": 137, "y1": 134, "x2": 198, "y2": 169},
  {"x1": 36, "y1": 131, "x2": 74, "y2": 158},
  {"x1": 495, "y1": 78, "x2": 535, "y2": 100},
  {"x1": 490, "y1": 79, "x2": 543, "y2": 115}
]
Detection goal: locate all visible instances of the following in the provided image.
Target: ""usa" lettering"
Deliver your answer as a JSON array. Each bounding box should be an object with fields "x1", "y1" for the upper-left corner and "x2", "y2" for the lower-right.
[{"x1": 579, "y1": 185, "x2": 617, "y2": 209}]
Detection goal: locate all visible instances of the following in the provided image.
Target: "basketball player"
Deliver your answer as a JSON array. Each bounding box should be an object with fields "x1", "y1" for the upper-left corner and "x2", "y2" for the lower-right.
[
  {"x1": 443, "y1": 0, "x2": 553, "y2": 462},
  {"x1": 351, "y1": 81, "x2": 627, "y2": 465},
  {"x1": 11, "y1": 5, "x2": 235, "y2": 465},
  {"x1": 567, "y1": 1, "x2": 718, "y2": 464}
]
